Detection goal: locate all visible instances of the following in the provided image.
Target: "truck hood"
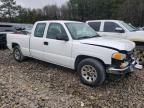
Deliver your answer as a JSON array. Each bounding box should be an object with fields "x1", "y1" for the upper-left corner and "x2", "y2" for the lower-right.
[
  {"x1": 127, "y1": 31, "x2": 144, "y2": 42},
  {"x1": 79, "y1": 37, "x2": 135, "y2": 52}
]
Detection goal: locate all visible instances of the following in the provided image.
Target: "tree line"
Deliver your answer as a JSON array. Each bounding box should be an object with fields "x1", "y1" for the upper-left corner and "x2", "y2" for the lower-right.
[{"x1": 0, "y1": 0, "x2": 144, "y2": 26}]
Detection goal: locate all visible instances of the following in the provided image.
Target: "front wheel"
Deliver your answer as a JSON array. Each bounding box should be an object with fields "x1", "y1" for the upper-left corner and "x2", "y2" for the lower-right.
[
  {"x1": 13, "y1": 46, "x2": 25, "y2": 62},
  {"x1": 77, "y1": 58, "x2": 106, "y2": 87}
]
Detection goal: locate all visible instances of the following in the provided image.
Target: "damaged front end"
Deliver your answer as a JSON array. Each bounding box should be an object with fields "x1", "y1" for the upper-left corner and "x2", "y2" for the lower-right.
[{"x1": 107, "y1": 50, "x2": 139, "y2": 74}]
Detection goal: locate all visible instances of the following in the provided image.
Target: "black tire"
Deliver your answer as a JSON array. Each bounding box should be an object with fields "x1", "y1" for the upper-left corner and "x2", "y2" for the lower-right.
[
  {"x1": 13, "y1": 46, "x2": 25, "y2": 62},
  {"x1": 77, "y1": 58, "x2": 106, "y2": 87}
]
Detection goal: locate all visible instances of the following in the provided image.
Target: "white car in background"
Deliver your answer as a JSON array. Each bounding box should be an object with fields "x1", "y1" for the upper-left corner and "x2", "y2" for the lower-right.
[{"x1": 86, "y1": 20, "x2": 144, "y2": 64}]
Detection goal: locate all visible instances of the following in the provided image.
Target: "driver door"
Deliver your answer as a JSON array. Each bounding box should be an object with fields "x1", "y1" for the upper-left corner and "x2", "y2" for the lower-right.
[{"x1": 43, "y1": 23, "x2": 72, "y2": 68}]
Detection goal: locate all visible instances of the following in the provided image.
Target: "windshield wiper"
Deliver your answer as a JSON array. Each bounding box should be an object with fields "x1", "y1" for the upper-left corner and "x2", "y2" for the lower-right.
[
  {"x1": 77, "y1": 36, "x2": 92, "y2": 40},
  {"x1": 77, "y1": 35, "x2": 99, "y2": 40}
]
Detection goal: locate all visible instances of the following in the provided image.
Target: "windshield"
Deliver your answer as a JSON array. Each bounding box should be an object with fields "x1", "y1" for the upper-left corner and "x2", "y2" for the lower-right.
[
  {"x1": 65, "y1": 23, "x2": 99, "y2": 40},
  {"x1": 120, "y1": 21, "x2": 137, "y2": 32}
]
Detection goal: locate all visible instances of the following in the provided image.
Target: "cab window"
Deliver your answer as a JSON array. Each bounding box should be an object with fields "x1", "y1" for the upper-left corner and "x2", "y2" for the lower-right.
[
  {"x1": 104, "y1": 22, "x2": 121, "y2": 32},
  {"x1": 34, "y1": 23, "x2": 46, "y2": 37},
  {"x1": 47, "y1": 23, "x2": 68, "y2": 39}
]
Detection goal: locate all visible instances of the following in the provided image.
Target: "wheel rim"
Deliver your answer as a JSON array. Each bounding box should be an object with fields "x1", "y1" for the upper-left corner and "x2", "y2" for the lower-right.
[
  {"x1": 81, "y1": 65, "x2": 97, "y2": 83},
  {"x1": 14, "y1": 49, "x2": 21, "y2": 60}
]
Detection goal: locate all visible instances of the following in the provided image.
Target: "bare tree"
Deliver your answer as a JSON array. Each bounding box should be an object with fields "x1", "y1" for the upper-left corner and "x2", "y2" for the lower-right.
[{"x1": 0, "y1": 0, "x2": 19, "y2": 21}]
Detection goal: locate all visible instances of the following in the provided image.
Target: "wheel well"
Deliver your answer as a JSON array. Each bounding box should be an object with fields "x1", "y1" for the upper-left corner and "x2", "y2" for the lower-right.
[
  {"x1": 12, "y1": 43, "x2": 19, "y2": 48},
  {"x1": 75, "y1": 55, "x2": 106, "y2": 70}
]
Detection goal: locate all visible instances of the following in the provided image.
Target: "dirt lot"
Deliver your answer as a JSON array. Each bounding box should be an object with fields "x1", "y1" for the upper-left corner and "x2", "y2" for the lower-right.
[{"x1": 0, "y1": 49, "x2": 144, "y2": 108}]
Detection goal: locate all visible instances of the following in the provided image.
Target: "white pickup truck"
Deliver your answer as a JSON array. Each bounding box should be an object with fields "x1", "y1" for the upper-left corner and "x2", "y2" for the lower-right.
[
  {"x1": 7, "y1": 20, "x2": 136, "y2": 86},
  {"x1": 86, "y1": 20, "x2": 144, "y2": 64}
]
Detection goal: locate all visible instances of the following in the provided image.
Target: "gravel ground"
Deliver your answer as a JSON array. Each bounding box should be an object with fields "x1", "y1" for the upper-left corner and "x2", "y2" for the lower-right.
[{"x1": 0, "y1": 49, "x2": 144, "y2": 108}]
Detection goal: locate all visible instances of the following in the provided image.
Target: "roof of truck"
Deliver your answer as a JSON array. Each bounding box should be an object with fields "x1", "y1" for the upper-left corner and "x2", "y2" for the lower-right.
[{"x1": 36, "y1": 20, "x2": 83, "y2": 23}]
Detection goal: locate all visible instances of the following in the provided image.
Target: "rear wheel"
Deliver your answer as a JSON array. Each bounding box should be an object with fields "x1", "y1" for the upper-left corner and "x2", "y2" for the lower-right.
[
  {"x1": 13, "y1": 46, "x2": 25, "y2": 62},
  {"x1": 77, "y1": 58, "x2": 106, "y2": 87}
]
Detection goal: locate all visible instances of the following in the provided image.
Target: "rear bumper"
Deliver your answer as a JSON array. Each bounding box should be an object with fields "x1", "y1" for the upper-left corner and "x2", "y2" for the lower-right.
[{"x1": 107, "y1": 61, "x2": 136, "y2": 75}]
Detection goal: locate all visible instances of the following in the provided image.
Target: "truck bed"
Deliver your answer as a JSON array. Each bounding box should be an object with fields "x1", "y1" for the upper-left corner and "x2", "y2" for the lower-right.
[{"x1": 7, "y1": 33, "x2": 30, "y2": 56}]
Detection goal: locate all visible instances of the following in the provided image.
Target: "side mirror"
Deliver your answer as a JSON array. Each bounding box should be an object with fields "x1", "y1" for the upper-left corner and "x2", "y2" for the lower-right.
[
  {"x1": 115, "y1": 27, "x2": 125, "y2": 33},
  {"x1": 56, "y1": 34, "x2": 69, "y2": 41}
]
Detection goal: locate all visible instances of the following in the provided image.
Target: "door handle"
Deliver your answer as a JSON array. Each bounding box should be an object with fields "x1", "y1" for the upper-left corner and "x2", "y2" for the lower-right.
[{"x1": 44, "y1": 42, "x2": 48, "y2": 45}]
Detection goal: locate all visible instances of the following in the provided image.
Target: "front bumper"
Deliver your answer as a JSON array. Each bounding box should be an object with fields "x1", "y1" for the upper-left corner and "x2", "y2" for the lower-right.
[{"x1": 107, "y1": 61, "x2": 136, "y2": 75}]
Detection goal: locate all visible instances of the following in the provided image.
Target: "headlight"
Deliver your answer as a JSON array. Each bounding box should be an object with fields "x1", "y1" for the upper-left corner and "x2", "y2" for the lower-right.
[{"x1": 112, "y1": 52, "x2": 126, "y2": 60}]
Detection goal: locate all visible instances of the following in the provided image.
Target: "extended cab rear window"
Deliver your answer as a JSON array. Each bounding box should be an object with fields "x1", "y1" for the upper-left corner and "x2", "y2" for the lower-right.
[
  {"x1": 34, "y1": 23, "x2": 46, "y2": 37},
  {"x1": 88, "y1": 22, "x2": 101, "y2": 31}
]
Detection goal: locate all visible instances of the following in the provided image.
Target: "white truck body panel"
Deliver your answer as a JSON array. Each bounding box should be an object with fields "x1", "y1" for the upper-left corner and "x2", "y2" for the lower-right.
[{"x1": 7, "y1": 34, "x2": 30, "y2": 56}]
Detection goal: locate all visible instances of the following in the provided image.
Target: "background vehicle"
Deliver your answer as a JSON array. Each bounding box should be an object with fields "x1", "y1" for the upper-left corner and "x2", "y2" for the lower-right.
[
  {"x1": 7, "y1": 20, "x2": 135, "y2": 87},
  {"x1": 0, "y1": 23, "x2": 33, "y2": 49},
  {"x1": 0, "y1": 33, "x2": 7, "y2": 49},
  {"x1": 15, "y1": 25, "x2": 33, "y2": 35},
  {"x1": 86, "y1": 20, "x2": 144, "y2": 64},
  {"x1": 0, "y1": 24, "x2": 16, "y2": 49}
]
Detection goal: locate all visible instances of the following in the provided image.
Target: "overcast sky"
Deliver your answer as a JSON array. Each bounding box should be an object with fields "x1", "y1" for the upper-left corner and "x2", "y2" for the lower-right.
[{"x1": 16, "y1": 0, "x2": 69, "y2": 9}]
